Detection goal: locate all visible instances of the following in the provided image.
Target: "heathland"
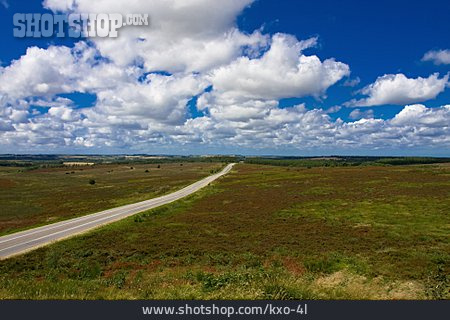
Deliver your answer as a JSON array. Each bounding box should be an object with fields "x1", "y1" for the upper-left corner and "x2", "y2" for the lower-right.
[
  {"x1": 0, "y1": 161, "x2": 222, "y2": 235},
  {"x1": 0, "y1": 161, "x2": 448, "y2": 299}
]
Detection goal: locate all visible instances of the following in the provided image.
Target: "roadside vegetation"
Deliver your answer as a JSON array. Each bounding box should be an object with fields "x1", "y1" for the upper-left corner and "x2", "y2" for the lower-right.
[{"x1": 0, "y1": 163, "x2": 448, "y2": 299}]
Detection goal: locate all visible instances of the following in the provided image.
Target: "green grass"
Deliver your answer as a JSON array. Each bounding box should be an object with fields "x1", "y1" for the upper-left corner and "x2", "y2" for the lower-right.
[{"x1": 0, "y1": 163, "x2": 448, "y2": 299}]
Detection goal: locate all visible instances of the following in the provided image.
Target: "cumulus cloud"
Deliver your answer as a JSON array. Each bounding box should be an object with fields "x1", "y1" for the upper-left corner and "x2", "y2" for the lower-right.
[
  {"x1": 0, "y1": 41, "x2": 208, "y2": 129},
  {"x1": 1, "y1": 99, "x2": 450, "y2": 153},
  {"x1": 391, "y1": 104, "x2": 450, "y2": 127},
  {"x1": 48, "y1": 106, "x2": 80, "y2": 122},
  {"x1": 150, "y1": 104, "x2": 450, "y2": 150},
  {"x1": 44, "y1": 0, "x2": 265, "y2": 73},
  {"x1": 193, "y1": 33, "x2": 350, "y2": 129},
  {"x1": 92, "y1": 73, "x2": 208, "y2": 125},
  {"x1": 0, "y1": 46, "x2": 79, "y2": 100},
  {"x1": 422, "y1": 49, "x2": 450, "y2": 65},
  {"x1": 346, "y1": 73, "x2": 449, "y2": 107},
  {"x1": 209, "y1": 34, "x2": 350, "y2": 101},
  {"x1": 0, "y1": 42, "x2": 134, "y2": 101}
]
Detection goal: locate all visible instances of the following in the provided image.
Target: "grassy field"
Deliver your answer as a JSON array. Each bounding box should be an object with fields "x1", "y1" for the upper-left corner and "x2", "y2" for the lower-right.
[
  {"x1": 0, "y1": 163, "x2": 449, "y2": 299},
  {"x1": 0, "y1": 162, "x2": 222, "y2": 235}
]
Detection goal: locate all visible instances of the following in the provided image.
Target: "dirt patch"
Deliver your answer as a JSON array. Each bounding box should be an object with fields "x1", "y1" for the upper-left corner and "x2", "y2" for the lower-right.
[
  {"x1": 282, "y1": 257, "x2": 306, "y2": 276},
  {"x1": 314, "y1": 270, "x2": 425, "y2": 299}
]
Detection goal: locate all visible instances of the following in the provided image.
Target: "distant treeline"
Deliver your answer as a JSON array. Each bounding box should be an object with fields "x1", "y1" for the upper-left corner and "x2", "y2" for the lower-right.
[
  {"x1": 244, "y1": 157, "x2": 450, "y2": 167},
  {"x1": 0, "y1": 161, "x2": 65, "y2": 170},
  {"x1": 245, "y1": 158, "x2": 359, "y2": 167},
  {"x1": 374, "y1": 157, "x2": 450, "y2": 165},
  {"x1": 109, "y1": 156, "x2": 239, "y2": 165},
  {"x1": 0, "y1": 161, "x2": 36, "y2": 167},
  {"x1": 1, "y1": 155, "x2": 448, "y2": 169},
  {"x1": 0, "y1": 156, "x2": 239, "y2": 169},
  {"x1": 0, "y1": 155, "x2": 61, "y2": 161}
]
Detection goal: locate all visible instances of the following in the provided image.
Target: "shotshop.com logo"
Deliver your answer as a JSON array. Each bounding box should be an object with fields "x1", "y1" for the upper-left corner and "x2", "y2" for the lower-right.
[{"x1": 13, "y1": 13, "x2": 149, "y2": 38}]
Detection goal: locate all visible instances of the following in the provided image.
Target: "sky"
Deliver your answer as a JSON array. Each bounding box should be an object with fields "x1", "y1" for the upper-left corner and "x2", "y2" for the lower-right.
[{"x1": 0, "y1": 0, "x2": 449, "y2": 156}]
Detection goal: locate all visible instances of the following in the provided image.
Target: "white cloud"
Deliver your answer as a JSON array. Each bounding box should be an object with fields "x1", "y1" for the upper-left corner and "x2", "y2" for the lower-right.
[
  {"x1": 44, "y1": 0, "x2": 265, "y2": 74},
  {"x1": 1, "y1": 100, "x2": 450, "y2": 153},
  {"x1": 324, "y1": 105, "x2": 341, "y2": 113},
  {"x1": 346, "y1": 73, "x2": 449, "y2": 107},
  {"x1": 391, "y1": 104, "x2": 450, "y2": 127},
  {"x1": 9, "y1": 109, "x2": 29, "y2": 123},
  {"x1": 209, "y1": 33, "x2": 349, "y2": 101},
  {"x1": 0, "y1": 120, "x2": 13, "y2": 132},
  {"x1": 48, "y1": 106, "x2": 80, "y2": 122},
  {"x1": 0, "y1": 42, "x2": 134, "y2": 101},
  {"x1": 343, "y1": 76, "x2": 360, "y2": 87},
  {"x1": 422, "y1": 49, "x2": 450, "y2": 65},
  {"x1": 349, "y1": 108, "x2": 374, "y2": 120},
  {"x1": 178, "y1": 104, "x2": 450, "y2": 151},
  {"x1": 0, "y1": 46, "x2": 78, "y2": 100},
  {"x1": 92, "y1": 73, "x2": 208, "y2": 125}
]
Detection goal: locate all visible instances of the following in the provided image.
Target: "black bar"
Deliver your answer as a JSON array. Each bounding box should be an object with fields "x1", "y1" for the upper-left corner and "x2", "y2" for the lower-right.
[{"x1": 0, "y1": 300, "x2": 448, "y2": 320}]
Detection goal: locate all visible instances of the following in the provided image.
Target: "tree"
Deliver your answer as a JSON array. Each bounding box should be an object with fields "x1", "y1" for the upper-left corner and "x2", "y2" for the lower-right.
[{"x1": 89, "y1": 179, "x2": 96, "y2": 185}]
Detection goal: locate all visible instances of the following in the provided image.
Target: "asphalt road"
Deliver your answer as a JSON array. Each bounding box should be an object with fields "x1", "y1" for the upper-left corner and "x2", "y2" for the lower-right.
[{"x1": 0, "y1": 163, "x2": 235, "y2": 260}]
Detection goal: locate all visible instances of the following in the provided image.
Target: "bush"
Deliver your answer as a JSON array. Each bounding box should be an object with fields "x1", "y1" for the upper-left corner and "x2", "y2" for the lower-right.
[{"x1": 89, "y1": 179, "x2": 96, "y2": 185}]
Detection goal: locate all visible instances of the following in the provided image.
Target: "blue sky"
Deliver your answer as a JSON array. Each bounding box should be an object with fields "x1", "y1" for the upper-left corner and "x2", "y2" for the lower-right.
[
  {"x1": 237, "y1": 0, "x2": 450, "y2": 117},
  {"x1": 0, "y1": 0, "x2": 449, "y2": 155}
]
